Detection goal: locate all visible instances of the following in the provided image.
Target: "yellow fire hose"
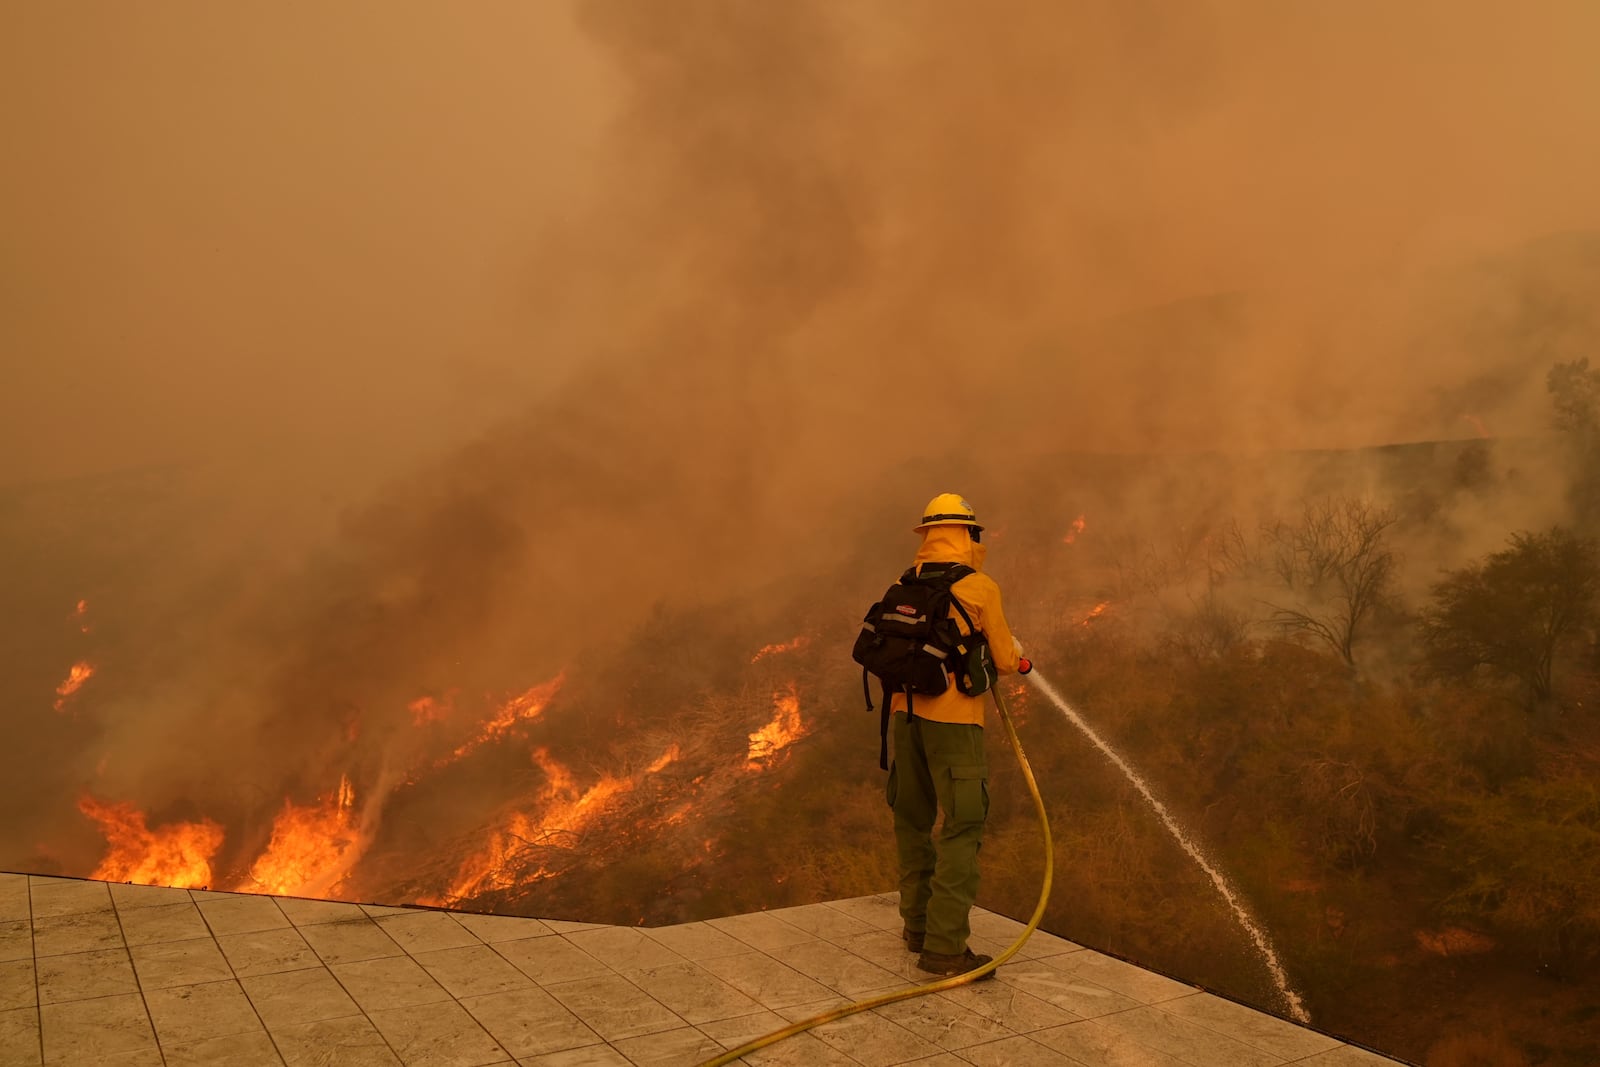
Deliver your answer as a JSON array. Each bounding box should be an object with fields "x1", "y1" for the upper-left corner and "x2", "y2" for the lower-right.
[{"x1": 697, "y1": 684, "x2": 1053, "y2": 1066}]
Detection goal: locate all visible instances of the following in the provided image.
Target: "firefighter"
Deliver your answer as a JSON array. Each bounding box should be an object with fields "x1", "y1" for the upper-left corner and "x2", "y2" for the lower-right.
[{"x1": 889, "y1": 493, "x2": 1025, "y2": 977}]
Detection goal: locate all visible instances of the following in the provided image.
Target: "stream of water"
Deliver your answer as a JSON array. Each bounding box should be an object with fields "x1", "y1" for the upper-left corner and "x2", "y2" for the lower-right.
[{"x1": 1027, "y1": 669, "x2": 1311, "y2": 1023}]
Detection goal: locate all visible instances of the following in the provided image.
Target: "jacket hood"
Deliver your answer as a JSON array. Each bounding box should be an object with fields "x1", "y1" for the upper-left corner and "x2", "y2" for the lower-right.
[{"x1": 913, "y1": 524, "x2": 986, "y2": 571}]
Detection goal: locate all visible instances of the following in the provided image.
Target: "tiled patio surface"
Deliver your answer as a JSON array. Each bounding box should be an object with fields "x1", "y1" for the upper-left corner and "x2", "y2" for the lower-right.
[{"x1": 0, "y1": 872, "x2": 1408, "y2": 1066}]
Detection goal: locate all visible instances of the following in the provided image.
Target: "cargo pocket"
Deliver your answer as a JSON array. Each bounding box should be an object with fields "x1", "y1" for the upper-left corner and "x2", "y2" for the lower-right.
[
  {"x1": 885, "y1": 761, "x2": 899, "y2": 809},
  {"x1": 949, "y1": 765, "x2": 989, "y2": 824}
]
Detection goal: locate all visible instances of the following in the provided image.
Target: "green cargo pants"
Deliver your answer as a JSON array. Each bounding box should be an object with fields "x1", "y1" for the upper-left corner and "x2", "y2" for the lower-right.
[{"x1": 886, "y1": 713, "x2": 988, "y2": 956}]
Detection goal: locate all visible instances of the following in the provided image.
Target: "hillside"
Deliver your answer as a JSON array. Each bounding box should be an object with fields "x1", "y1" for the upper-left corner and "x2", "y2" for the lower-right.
[{"x1": 7, "y1": 429, "x2": 1597, "y2": 1063}]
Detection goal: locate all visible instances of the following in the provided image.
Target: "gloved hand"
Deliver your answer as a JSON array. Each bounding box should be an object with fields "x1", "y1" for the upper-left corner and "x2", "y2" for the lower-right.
[{"x1": 1012, "y1": 637, "x2": 1032, "y2": 674}]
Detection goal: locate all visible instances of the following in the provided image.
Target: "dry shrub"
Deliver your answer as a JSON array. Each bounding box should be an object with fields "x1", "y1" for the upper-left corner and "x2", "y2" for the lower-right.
[
  {"x1": 780, "y1": 842, "x2": 897, "y2": 903},
  {"x1": 1296, "y1": 756, "x2": 1380, "y2": 867},
  {"x1": 1442, "y1": 771, "x2": 1600, "y2": 975}
]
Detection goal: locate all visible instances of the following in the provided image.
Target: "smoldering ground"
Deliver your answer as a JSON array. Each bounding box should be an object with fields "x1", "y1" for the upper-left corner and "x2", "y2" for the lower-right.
[{"x1": 4, "y1": 2, "x2": 1600, "y2": 883}]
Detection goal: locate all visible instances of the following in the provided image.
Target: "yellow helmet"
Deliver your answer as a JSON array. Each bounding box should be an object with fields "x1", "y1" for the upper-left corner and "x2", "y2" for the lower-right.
[{"x1": 914, "y1": 493, "x2": 982, "y2": 532}]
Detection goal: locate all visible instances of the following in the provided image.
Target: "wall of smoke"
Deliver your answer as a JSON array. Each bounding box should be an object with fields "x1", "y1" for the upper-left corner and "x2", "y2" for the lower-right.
[{"x1": 4, "y1": 1, "x2": 1599, "y2": 869}]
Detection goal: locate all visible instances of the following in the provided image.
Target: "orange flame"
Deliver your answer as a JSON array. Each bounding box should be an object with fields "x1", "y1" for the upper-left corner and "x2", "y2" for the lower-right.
[
  {"x1": 237, "y1": 776, "x2": 364, "y2": 898},
  {"x1": 1460, "y1": 413, "x2": 1491, "y2": 439},
  {"x1": 428, "y1": 813, "x2": 544, "y2": 903},
  {"x1": 1082, "y1": 601, "x2": 1110, "y2": 626},
  {"x1": 428, "y1": 743, "x2": 680, "y2": 905},
  {"x1": 644, "y1": 746, "x2": 680, "y2": 774},
  {"x1": 73, "y1": 599, "x2": 91, "y2": 634},
  {"x1": 524, "y1": 745, "x2": 683, "y2": 840},
  {"x1": 53, "y1": 661, "x2": 95, "y2": 711},
  {"x1": 1062, "y1": 515, "x2": 1087, "y2": 544},
  {"x1": 751, "y1": 635, "x2": 811, "y2": 663},
  {"x1": 78, "y1": 796, "x2": 223, "y2": 890},
  {"x1": 441, "y1": 672, "x2": 565, "y2": 765},
  {"x1": 747, "y1": 684, "x2": 807, "y2": 770}
]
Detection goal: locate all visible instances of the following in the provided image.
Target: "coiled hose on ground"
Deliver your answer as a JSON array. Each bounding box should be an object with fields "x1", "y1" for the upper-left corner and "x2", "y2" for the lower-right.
[{"x1": 697, "y1": 683, "x2": 1053, "y2": 1066}]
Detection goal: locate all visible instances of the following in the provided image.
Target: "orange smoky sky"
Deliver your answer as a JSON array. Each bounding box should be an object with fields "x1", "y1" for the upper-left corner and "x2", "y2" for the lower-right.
[
  {"x1": 0, "y1": 2, "x2": 619, "y2": 486},
  {"x1": 3, "y1": 0, "x2": 1599, "y2": 485},
  {"x1": 510, "y1": 0, "x2": 1600, "y2": 519}
]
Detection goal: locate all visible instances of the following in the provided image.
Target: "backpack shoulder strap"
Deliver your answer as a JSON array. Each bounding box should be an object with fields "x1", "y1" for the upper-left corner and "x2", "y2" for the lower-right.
[
  {"x1": 949, "y1": 593, "x2": 977, "y2": 634},
  {"x1": 924, "y1": 563, "x2": 979, "y2": 631}
]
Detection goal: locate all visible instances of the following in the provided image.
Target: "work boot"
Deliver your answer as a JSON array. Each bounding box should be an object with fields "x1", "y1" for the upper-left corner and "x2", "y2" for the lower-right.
[
  {"x1": 917, "y1": 947, "x2": 996, "y2": 979},
  {"x1": 902, "y1": 928, "x2": 924, "y2": 953}
]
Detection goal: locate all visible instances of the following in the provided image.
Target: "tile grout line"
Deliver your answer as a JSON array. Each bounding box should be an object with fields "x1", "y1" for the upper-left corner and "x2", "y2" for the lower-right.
[
  {"x1": 384, "y1": 910, "x2": 517, "y2": 1064},
  {"x1": 282, "y1": 928, "x2": 397, "y2": 1060},
  {"x1": 543, "y1": 930, "x2": 692, "y2": 1057},
  {"x1": 189, "y1": 888, "x2": 292, "y2": 1066},
  {"x1": 25, "y1": 877, "x2": 43, "y2": 1067},
  {"x1": 424, "y1": 909, "x2": 525, "y2": 1061},
  {"x1": 104, "y1": 880, "x2": 170, "y2": 1066},
  {"x1": 480, "y1": 929, "x2": 622, "y2": 1059},
  {"x1": 489, "y1": 921, "x2": 640, "y2": 1062},
  {"x1": 260, "y1": 895, "x2": 414, "y2": 1066}
]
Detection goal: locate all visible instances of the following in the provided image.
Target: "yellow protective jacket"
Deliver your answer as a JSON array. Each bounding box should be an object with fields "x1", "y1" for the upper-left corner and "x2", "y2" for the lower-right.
[{"x1": 889, "y1": 524, "x2": 1021, "y2": 727}]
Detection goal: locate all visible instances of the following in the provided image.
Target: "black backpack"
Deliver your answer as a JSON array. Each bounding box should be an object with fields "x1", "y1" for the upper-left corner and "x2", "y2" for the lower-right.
[{"x1": 851, "y1": 562, "x2": 997, "y2": 769}]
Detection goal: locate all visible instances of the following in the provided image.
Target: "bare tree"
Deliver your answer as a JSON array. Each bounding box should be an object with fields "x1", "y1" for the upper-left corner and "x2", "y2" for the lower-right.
[
  {"x1": 1166, "y1": 590, "x2": 1254, "y2": 661},
  {"x1": 1262, "y1": 497, "x2": 1400, "y2": 668},
  {"x1": 1110, "y1": 515, "x2": 1253, "y2": 601}
]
